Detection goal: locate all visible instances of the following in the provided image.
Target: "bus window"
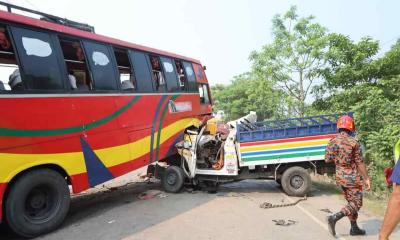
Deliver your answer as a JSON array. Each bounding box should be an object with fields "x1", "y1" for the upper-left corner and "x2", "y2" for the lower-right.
[
  {"x1": 114, "y1": 48, "x2": 135, "y2": 92},
  {"x1": 199, "y1": 83, "x2": 211, "y2": 104},
  {"x1": 83, "y1": 41, "x2": 118, "y2": 91},
  {"x1": 182, "y1": 61, "x2": 197, "y2": 92},
  {"x1": 10, "y1": 26, "x2": 65, "y2": 91},
  {"x1": 129, "y1": 51, "x2": 153, "y2": 92},
  {"x1": 174, "y1": 60, "x2": 187, "y2": 91},
  {"x1": 0, "y1": 26, "x2": 19, "y2": 92},
  {"x1": 149, "y1": 55, "x2": 166, "y2": 92},
  {"x1": 59, "y1": 38, "x2": 92, "y2": 91},
  {"x1": 160, "y1": 57, "x2": 179, "y2": 92}
]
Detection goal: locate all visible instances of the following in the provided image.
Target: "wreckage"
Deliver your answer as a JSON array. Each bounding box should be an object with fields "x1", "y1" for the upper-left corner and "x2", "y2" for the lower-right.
[{"x1": 149, "y1": 112, "x2": 347, "y2": 196}]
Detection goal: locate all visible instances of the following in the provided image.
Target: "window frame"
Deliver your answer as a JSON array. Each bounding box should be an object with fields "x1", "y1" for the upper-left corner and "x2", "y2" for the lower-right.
[
  {"x1": 0, "y1": 20, "x2": 205, "y2": 95},
  {"x1": 160, "y1": 56, "x2": 180, "y2": 93},
  {"x1": 182, "y1": 61, "x2": 198, "y2": 93},
  {"x1": 148, "y1": 54, "x2": 167, "y2": 93},
  {"x1": 57, "y1": 35, "x2": 94, "y2": 93},
  {"x1": 173, "y1": 59, "x2": 189, "y2": 92},
  {"x1": 113, "y1": 46, "x2": 136, "y2": 93},
  {"x1": 198, "y1": 83, "x2": 211, "y2": 105},
  {"x1": 129, "y1": 50, "x2": 155, "y2": 93},
  {"x1": 2, "y1": 22, "x2": 69, "y2": 94},
  {"x1": 81, "y1": 40, "x2": 120, "y2": 93}
]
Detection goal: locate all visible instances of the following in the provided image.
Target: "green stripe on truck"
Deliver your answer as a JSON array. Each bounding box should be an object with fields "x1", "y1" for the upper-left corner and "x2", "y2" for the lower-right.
[{"x1": 242, "y1": 150, "x2": 326, "y2": 161}]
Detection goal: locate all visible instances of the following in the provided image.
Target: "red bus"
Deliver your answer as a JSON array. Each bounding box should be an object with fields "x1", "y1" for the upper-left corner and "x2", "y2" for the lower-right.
[{"x1": 0, "y1": 2, "x2": 212, "y2": 237}]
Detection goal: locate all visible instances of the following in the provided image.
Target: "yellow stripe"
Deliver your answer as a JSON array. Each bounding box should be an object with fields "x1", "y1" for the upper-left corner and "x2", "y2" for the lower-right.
[
  {"x1": 240, "y1": 139, "x2": 330, "y2": 152},
  {"x1": 0, "y1": 118, "x2": 200, "y2": 183}
]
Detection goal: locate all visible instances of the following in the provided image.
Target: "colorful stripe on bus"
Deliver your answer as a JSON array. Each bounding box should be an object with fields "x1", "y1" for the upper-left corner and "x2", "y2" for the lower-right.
[{"x1": 239, "y1": 134, "x2": 336, "y2": 162}]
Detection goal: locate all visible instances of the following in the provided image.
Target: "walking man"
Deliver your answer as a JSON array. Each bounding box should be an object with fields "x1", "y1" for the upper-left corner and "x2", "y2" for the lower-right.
[{"x1": 325, "y1": 115, "x2": 371, "y2": 236}]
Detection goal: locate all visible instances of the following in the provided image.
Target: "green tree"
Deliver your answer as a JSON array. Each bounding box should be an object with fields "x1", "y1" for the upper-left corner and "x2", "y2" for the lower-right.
[
  {"x1": 211, "y1": 73, "x2": 284, "y2": 121},
  {"x1": 249, "y1": 6, "x2": 328, "y2": 117},
  {"x1": 313, "y1": 39, "x2": 400, "y2": 193}
]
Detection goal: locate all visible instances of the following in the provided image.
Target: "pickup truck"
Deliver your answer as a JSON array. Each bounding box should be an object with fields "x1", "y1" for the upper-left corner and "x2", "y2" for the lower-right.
[{"x1": 150, "y1": 112, "x2": 348, "y2": 196}]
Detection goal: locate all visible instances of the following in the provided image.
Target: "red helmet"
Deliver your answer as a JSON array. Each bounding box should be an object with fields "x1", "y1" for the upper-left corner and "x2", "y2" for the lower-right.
[{"x1": 337, "y1": 115, "x2": 355, "y2": 132}]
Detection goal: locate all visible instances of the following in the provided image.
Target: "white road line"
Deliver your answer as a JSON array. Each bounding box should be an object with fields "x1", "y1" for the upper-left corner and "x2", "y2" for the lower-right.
[{"x1": 281, "y1": 193, "x2": 346, "y2": 240}]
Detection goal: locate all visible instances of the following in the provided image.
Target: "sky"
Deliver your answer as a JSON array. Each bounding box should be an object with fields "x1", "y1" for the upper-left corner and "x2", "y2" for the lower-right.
[{"x1": 3, "y1": 0, "x2": 400, "y2": 86}]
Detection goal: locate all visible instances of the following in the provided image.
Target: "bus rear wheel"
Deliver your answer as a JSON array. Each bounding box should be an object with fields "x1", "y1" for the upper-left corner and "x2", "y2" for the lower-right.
[{"x1": 5, "y1": 169, "x2": 70, "y2": 238}]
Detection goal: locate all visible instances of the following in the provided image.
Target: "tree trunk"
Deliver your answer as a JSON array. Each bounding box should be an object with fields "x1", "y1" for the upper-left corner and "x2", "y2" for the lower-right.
[{"x1": 299, "y1": 70, "x2": 305, "y2": 118}]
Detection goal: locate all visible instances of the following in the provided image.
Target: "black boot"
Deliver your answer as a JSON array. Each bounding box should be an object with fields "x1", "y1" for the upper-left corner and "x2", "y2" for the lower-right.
[
  {"x1": 327, "y1": 212, "x2": 345, "y2": 236},
  {"x1": 350, "y1": 221, "x2": 366, "y2": 236}
]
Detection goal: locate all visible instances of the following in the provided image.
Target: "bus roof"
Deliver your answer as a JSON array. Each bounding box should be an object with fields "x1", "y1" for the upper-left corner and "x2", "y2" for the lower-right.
[{"x1": 0, "y1": 9, "x2": 202, "y2": 64}]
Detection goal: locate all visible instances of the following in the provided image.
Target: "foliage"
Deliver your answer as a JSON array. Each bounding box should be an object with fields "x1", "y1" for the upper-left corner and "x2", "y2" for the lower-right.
[
  {"x1": 211, "y1": 73, "x2": 285, "y2": 121},
  {"x1": 211, "y1": 6, "x2": 400, "y2": 195},
  {"x1": 249, "y1": 6, "x2": 328, "y2": 117},
  {"x1": 314, "y1": 40, "x2": 400, "y2": 193}
]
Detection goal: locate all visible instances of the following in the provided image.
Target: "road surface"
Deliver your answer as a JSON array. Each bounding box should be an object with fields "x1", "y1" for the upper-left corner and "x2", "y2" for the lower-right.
[{"x1": 0, "y1": 168, "x2": 398, "y2": 240}]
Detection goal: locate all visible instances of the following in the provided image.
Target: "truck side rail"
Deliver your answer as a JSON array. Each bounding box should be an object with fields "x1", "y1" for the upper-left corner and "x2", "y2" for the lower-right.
[{"x1": 237, "y1": 113, "x2": 352, "y2": 143}]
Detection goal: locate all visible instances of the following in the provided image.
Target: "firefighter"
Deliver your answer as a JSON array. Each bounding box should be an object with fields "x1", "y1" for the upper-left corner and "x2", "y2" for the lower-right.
[
  {"x1": 325, "y1": 115, "x2": 371, "y2": 236},
  {"x1": 379, "y1": 139, "x2": 400, "y2": 240}
]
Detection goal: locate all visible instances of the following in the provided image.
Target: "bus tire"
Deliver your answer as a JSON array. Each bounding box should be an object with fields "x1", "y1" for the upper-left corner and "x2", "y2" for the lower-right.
[
  {"x1": 162, "y1": 166, "x2": 185, "y2": 193},
  {"x1": 5, "y1": 169, "x2": 70, "y2": 238},
  {"x1": 281, "y1": 166, "x2": 311, "y2": 197}
]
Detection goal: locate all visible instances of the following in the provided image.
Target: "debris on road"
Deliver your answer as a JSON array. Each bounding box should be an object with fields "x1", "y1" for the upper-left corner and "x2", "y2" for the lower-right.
[
  {"x1": 108, "y1": 220, "x2": 116, "y2": 224},
  {"x1": 260, "y1": 196, "x2": 307, "y2": 209},
  {"x1": 138, "y1": 190, "x2": 168, "y2": 200},
  {"x1": 272, "y1": 219, "x2": 297, "y2": 226},
  {"x1": 320, "y1": 208, "x2": 333, "y2": 214}
]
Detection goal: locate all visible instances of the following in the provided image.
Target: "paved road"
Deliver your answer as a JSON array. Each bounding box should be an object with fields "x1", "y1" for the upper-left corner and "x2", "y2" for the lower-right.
[{"x1": 1, "y1": 169, "x2": 398, "y2": 240}]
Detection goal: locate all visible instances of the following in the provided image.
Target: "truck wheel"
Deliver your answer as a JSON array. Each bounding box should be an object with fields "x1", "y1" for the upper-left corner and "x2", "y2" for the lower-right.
[
  {"x1": 5, "y1": 169, "x2": 70, "y2": 238},
  {"x1": 162, "y1": 166, "x2": 185, "y2": 193},
  {"x1": 281, "y1": 166, "x2": 311, "y2": 197}
]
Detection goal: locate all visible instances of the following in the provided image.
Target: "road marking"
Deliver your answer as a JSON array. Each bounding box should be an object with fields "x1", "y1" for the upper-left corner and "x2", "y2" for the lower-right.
[{"x1": 281, "y1": 193, "x2": 346, "y2": 240}]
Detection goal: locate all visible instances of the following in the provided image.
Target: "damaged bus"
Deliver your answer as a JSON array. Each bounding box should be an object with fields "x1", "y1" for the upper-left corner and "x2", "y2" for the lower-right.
[{"x1": 0, "y1": 2, "x2": 212, "y2": 237}]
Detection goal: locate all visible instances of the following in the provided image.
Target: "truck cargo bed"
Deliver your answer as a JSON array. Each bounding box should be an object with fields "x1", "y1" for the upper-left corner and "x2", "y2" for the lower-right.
[{"x1": 237, "y1": 113, "x2": 352, "y2": 166}]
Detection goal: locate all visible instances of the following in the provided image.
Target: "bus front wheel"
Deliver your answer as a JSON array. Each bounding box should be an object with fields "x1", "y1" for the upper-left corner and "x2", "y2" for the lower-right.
[{"x1": 5, "y1": 169, "x2": 70, "y2": 238}]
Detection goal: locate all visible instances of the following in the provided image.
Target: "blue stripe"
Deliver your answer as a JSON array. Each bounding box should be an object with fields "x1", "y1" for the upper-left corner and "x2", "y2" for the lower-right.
[
  {"x1": 241, "y1": 145, "x2": 326, "y2": 157},
  {"x1": 149, "y1": 95, "x2": 168, "y2": 163},
  {"x1": 165, "y1": 133, "x2": 184, "y2": 157}
]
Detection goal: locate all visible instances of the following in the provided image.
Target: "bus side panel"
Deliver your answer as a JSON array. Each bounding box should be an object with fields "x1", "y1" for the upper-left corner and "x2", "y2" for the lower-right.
[
  {"x1": 0, "y1": 93, "x2": 205, "y2": 213},
  {"x1": 0, "y1": 182, "x2": 7, "y2": 222},
  {"x1": 153, "y1": 94, "x2": 204, "y2": 162}
]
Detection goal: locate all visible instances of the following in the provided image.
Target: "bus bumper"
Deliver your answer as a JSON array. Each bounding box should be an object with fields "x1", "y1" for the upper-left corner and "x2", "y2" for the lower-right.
[{"x1": 0, "y1": 183, "x2": 7, "y2": 223}]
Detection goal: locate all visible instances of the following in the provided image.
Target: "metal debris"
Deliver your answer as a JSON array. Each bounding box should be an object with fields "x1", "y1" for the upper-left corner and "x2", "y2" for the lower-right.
[
  {"x1": 138, "y1": 190, "x2": 168, "y2": 200},
  {"x1": 272, "y1": 219, "x2": 297, "y2": 226},
  {"x1": 320, "y1": 208, "x2": 333, "y2": 214}
]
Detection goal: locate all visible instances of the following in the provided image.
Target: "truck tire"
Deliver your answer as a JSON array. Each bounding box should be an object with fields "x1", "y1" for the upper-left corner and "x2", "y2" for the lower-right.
[
  {"x1": 162, "y1": 166, "x2": 185, "y2": 193},
  {"x1": 281, "y1": 166, "x2": 311, "y2": 197},
  {"x1": 5, "y1": 169, "x2": 70, "y2": 238}
]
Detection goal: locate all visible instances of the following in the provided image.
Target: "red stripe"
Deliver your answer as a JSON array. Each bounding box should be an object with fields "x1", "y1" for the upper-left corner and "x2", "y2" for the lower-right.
[
  {"x1": 0, "y1": 183, "x2": 7, "y2": 222},
  {"x1": 240, "y1": 134, "x2": 337, "y2": 147},
  {"x1": 70, "y1": 173, "x2": 89, "y2": 193}
]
